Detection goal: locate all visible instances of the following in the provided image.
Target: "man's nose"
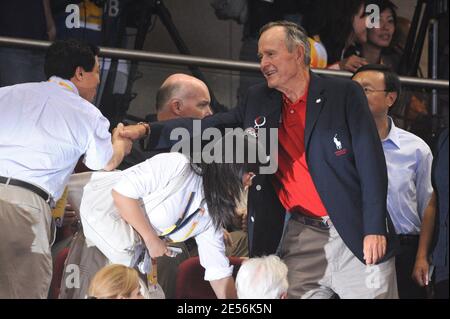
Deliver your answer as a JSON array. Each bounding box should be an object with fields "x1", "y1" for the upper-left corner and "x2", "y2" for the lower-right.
[{"x1": 204, "y1": 106, "x2": 213, "y2": 117}]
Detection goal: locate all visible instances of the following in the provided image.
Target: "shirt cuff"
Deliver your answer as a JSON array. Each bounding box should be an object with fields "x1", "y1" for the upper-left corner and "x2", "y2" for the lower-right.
[{"x1": 204, "y1": 264, "x2": 234, "y2": 281}]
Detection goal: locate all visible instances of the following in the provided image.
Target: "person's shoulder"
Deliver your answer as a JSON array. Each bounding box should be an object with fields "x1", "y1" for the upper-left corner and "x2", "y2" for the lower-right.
[
  {"x1": 0, "y1": 81, "x2": 44, "y2": 94},
  {"x1": 247, "y1": 82, "x2": 274, "y2": 95},
  {"x1": 396, "y1": 126, "x2": 432, "y2": 156},
  {"x1": 315, "y1": 73, "x2": 359, "y2": 90}
]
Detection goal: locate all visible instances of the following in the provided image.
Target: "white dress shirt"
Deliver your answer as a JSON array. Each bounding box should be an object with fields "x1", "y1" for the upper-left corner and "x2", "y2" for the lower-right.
[
  {"x1": 113, "y1": 152, "x2": 233, "y2": 281},
  {"x1": 382, "y1": 117, "x2": 434, "y2": 235},
  {"x1": 0, "y1": 77, "x2": 113, "y2": 200}
]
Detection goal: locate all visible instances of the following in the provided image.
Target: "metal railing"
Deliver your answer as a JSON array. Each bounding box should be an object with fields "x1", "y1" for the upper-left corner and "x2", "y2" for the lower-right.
[{"x1": 0, "y1": 36, "x2": 449, "y2": 90}]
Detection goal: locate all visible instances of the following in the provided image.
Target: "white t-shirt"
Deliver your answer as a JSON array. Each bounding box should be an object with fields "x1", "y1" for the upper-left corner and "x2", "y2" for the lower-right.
[
  {"x1": 113, "y1": 152, "x2": 233, "y2": 281},
  {"x1": 0, "y1": 77, "x2": 113, "y2": 200}
]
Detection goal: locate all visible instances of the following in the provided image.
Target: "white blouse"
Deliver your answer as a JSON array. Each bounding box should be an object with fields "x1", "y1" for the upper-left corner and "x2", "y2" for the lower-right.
[{"x1": 113, "y1": 152, "x2": 232, "y2": 281}]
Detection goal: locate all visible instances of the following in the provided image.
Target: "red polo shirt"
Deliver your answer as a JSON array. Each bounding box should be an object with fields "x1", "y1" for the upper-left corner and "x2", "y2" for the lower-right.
[{"x1": 273, "y1": 87, "x2": 328, "y2": 218}]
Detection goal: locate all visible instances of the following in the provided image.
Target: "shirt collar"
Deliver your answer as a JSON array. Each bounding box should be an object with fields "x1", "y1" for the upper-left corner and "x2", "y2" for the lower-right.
[
  {"x1": 48, "y1": 76, "x2": 79, "y2": 96},
  {"x1": 382, "y1": 117, "x2": 401, "y2": 149}
]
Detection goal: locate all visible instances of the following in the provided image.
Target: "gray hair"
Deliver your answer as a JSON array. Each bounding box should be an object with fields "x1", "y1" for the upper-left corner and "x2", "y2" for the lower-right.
[
  {"x1": 259, "y1": 20, "x2": 311, "y2": 66},
  {"x1": 236, "y1": 255, "x2": 289, "y2": 299}
]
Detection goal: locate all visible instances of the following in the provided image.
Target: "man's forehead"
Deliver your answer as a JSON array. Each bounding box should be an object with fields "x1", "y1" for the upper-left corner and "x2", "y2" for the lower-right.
[
  {"x1": 258, "y1": 28, "x2": 287, "y2": 47},
  {"x1": 355, "y1": 71, "x2": 385, "y2": 83},
  {"x1": 261, "y1": 26, "x2": 285, "y2": 37}
]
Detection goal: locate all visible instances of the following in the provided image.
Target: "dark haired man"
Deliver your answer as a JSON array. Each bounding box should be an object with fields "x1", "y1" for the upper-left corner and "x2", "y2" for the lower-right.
[
  {"x1": 0, "y1": 39, "x2": 139, "y2": 298},
  {"x1": 353, "y1": 64, "x2": 434, "y2": 298}
]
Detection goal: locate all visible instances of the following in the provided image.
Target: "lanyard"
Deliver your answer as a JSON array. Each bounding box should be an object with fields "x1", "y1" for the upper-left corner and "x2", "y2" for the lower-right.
[
  {"x1": 159, "y1": 192, "x2": 206, "y2": 240},
  {"x1": 48, "y1": 78, "x2": 77, "y2": 93}
]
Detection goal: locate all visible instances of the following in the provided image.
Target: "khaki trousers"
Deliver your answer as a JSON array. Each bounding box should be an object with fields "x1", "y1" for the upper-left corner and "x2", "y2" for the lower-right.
[
  {"x1": 0, "y1": 184, "x2": 53, "y2": 298},
  {"x1": 279, "y1": 217, "x2": 398, "y2": 299}
]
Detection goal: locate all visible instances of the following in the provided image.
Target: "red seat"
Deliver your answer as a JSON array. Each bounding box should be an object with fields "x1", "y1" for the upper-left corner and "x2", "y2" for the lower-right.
[
  {"x1": 175, "y1": 256, "x2": 243, "y2": 299},
  {"x1": 48, "y1": 247, "x2": 70, "y2": 299}
]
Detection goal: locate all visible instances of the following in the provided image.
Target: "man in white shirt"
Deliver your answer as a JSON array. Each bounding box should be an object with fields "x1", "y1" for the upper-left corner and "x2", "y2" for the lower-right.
[{"x1": 0, "y1": 39, "x2": 143, "y2": 298}]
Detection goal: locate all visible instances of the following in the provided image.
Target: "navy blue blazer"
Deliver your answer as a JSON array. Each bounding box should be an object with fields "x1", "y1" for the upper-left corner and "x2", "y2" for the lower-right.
[{"x1": 147, "y1": 72, "x2": 397, "y2": 264}]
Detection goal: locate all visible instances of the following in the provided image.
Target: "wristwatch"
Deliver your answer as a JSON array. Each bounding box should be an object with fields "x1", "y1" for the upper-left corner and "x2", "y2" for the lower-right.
[{"x1": 137, "y1": 122, "x2": 150, "y2": 137}]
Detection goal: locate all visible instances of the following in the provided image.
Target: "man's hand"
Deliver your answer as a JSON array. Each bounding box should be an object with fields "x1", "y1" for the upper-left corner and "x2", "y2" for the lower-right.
[
  {"x1": 339, "y1": 55, "x2": 368, "y2": 72},
  {"x1": 104, "y1": 123, "x2": 133, "y2": 171},
  {"x1": 119, "y1": 123, "x2": 150, "y2": 140},
  {"x1": 363, "y1": 234, "x2": 387, "y2": 265},
  {"x1": 112, "y1": 123, "x2": 133, "y2": 155},
  {"x1": 412, "y1": 257, "x2": 430, "y2": 287}
]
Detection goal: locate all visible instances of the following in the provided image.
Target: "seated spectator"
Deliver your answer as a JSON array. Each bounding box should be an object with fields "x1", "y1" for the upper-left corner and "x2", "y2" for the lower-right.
[
  {"x1": 304, "y1": 0, "x2": 368, "y2": 72},
  {"x1": 120, "y1": 73, "x2": 213, "y2": 170},
  {"x1": 235, "y1": 255, "x2": 288, "y2": 299},
  {"x1": 88, "y1": 264, "x2": 144, "y2": 299},
  {"x1": 361, "y1": 0, "x2": 401, "y2": 72}
]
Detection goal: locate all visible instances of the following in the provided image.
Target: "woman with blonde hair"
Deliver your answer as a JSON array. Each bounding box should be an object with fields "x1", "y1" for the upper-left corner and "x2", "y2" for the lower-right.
[{"x1": 88, "y1": 264, "x2": 144, "y2": 299}]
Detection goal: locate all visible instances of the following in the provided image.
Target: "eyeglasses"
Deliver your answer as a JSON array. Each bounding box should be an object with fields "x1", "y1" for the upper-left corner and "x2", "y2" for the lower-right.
[{"x1": 362, "y1": 87, "x2": 388, "y2": 94}]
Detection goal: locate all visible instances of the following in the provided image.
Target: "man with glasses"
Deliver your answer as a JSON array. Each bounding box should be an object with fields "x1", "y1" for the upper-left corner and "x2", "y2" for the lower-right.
[{"x1": 353, "y1": 64, "x2": 435, "y2": 299}]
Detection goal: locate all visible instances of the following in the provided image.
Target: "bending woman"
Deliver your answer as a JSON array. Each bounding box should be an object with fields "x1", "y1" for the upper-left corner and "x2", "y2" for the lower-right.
[{"x1": 111, "y1": 133, "x2": 261, "y2": 299}]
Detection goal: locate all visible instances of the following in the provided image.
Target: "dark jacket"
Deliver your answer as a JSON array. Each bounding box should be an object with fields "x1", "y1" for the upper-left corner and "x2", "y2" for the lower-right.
[{"x1": 431, "y1": 128, "x2": 449, "y2": 281}]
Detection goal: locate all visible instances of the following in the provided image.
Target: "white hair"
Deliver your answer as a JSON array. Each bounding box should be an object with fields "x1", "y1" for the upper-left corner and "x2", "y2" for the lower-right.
[{"x1": 236, "y1": 255, "x2": 288, "y2": 299}]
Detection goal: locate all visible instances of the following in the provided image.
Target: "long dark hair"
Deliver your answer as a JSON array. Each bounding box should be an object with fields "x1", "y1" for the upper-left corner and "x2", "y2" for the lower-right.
[
  {"x1": 190, "y1": 132, "x2": 263, "y2": 230},
  {"x1": 304, "y1": 0, "x2": 365, "y2": 64}
]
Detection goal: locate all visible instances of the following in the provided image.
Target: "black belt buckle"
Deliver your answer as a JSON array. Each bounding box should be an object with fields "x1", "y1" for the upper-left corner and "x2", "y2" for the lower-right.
[{"x1": 293, "y1": 213, "x2": 332, "y2": 230}]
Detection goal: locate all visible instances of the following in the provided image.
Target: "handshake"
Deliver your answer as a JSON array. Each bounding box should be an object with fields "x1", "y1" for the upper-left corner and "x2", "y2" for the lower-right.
[
  {"x1": 111, "y1": 122, "x2": 150, "y2": 156},
  {"x1": 104, "y1": 122, "x2": 150, "y2": 171}
]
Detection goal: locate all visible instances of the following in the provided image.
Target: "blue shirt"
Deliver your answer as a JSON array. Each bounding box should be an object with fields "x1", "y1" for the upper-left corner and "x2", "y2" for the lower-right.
[{"x1": 382, "y1": 118, "x2": 433, "y2": 235}]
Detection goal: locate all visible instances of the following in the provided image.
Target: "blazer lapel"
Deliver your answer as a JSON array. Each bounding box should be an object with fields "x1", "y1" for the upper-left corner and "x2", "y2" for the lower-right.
[
  {"x1": 258, "y1": 86, "x2": 283, "y2": 128},
  {"x1": 305, "y1": 72, "x2": 326, "y2": 152}
]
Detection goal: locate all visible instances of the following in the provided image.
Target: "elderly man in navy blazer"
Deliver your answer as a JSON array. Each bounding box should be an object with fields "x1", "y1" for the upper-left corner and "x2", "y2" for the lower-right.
[{"x1": 122, "y1": 21, "x2": 398, "y2": 299}]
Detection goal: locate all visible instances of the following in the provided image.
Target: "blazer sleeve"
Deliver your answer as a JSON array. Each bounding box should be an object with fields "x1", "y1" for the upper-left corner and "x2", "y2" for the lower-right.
[
  {"x1": 345, "y1": 81, "x2": 389, "y2": 236},
  {"x1": 145, "y1": 102, "x2": 245, "y2": 151}
]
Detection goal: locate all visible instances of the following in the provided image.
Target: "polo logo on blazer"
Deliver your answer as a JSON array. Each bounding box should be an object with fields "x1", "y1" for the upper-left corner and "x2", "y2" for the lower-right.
[
  {"x1": 333, "y1": 134, "x2": 342, "y2": 150},
  {"x1": 333, "y1": 134, "x2": 348, "y2": 156}
]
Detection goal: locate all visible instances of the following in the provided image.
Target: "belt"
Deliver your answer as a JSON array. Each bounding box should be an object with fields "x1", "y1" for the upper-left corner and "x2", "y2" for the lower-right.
[
  {"x1": 398, "y1": 234, "x2": 419, "y2": 245},
  {"x1": 291, "y1": 212, "x2": 332, "y2": 230},
  {"x1": 0, "y1": 176, "x2": 53, "y2": 206}
]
